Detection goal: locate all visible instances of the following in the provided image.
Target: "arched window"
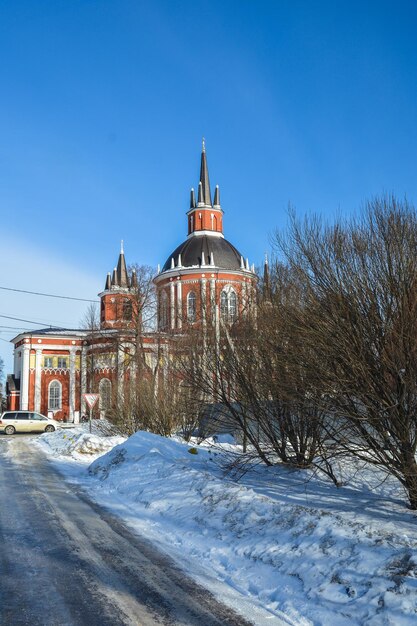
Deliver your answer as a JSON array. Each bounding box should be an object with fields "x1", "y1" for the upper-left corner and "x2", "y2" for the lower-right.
[
  {"x1": 229, "y1": 291, "x2": 237, "y2": 321},
  {"x1": 159, "y1": 290, "x2": 168, "y2": 330},
  {"x1": 48, "y1": 380, "x2": 62, "y2": 410},
  {"x1": 187, "y1": 291, "x2": 196, "y2": 322},
  {"x1": 123, "y1": 299, "x2": 132, "y2": 320},
  {"x1": 99, "y1": 378, "x2": 112, "y2": 413},
  {"x1": 220, "y1": 290, "x2": 228, "y2": 320},
  {"x1": 220, "y1": 287, "x2": 238, "y2": 323}
]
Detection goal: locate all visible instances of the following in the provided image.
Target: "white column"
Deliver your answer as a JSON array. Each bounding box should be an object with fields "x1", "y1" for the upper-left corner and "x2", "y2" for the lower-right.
[
  {"x1": 14, "y1": 349, "x2": 19, "y2": 378},
  {"x1": 69, "y1": 348, "x2": 76, "y2": 421},
  {"x1": 21, "y1": 346, "x2": 30, "y2": 410},
  {"x1": 242, "y1": 281, "x2": 248, "y2": 318},
  {"x1": 81, "y1": 346, "x2": 87, "y2": 415},
  {"x1": 177, "y1": 280, "x2": 182, "y2": 329},
  {"x1": 201, "y1": 279, "x2": 207, "y2": 328},
  {"x1": 117, "y1": 343, "x2": 125, "y2": 405},
  {"x1": 34, "y1": 349, "x2": 42, "y2": 413},
  {"x1": 170, "y1": 282, "x2": 175, "y2": 330},
  {"x1": 210, "y1": 279, "x2": 216, "y2": 326}
]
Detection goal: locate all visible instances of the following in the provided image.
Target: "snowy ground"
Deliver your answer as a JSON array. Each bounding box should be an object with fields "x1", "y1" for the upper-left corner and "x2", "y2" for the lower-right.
[{"x1": 35, "y1": 427, "x2": 417, "y2": 626}]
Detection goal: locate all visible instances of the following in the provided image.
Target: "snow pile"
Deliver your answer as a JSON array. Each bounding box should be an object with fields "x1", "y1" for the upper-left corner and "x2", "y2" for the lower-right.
[
  {"x1": 37, "y1": 428, "x2": 125, "y2": 462},
  {"x1": 87, "y1": 431, "x2": 417, "y2": 626}
]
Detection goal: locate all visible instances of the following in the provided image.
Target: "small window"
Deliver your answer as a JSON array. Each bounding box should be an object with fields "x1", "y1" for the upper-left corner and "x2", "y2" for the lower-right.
[
  {"x1": 123, "y1": 299, "x2": 132, "y2": 320},
  {"x1": 187, "y1": 291, "x2": 196, "y2": 323},
  {"x1": 32, "y1": 413, "x2": 47, "y2": 421},
  {"x1": 57, "y1": 357, "x2": 67, "y2": 369},
  {"x1": 44, "y1": 357, "x2": 53, "y2": 368},
  {"x1": 48, "y1": 380, "x2": 62, "y2": 410}
]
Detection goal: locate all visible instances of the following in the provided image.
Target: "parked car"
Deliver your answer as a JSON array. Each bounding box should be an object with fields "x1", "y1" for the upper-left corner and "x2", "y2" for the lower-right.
[{"x1": 0, "y1": 411, "x2": 61, "y2": 435}]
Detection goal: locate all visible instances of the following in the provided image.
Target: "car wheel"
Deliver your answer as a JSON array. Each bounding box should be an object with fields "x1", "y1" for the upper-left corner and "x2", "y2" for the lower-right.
[
  {"x1": 5, "y1": 425, "x2": 16, "y2": 435},
  {"x1": 45, "y1": 425, "x2": 55, "y2": 433}
]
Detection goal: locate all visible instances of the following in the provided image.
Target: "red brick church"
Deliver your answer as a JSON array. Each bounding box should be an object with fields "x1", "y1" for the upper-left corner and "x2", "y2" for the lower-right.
[{"x1": 6, "y1": 143, "x2": 258, "y2": 420}]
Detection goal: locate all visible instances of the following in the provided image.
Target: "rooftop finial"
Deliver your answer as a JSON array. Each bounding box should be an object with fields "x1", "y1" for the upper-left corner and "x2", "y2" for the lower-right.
[
  {"x1": 121, "y1": 239, "x2": 124, "y2": 254},
  {"x1": 202, "y1": 137, "x2": 205, "y2": 153},
  {"x1": 199, "y1": 140, "x2": 212, "y2": 205}
]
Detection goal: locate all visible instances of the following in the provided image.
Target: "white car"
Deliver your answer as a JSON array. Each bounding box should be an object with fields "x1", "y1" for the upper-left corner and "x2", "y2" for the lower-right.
[{"x1": 0, "y1": 411, "x2": 61, "y2": 435}]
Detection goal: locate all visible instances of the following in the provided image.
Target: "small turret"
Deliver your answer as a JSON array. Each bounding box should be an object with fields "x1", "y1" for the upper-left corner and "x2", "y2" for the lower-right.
[
  {"x1": 131, "y1": 268, "x2": 138, "y2": 289},
  {"x1": 213, "y1": 185, "x2": 220, "y2": 207},
  {"x1": 190, "y1": 188, "x2": 196, "y2": 209},
  {"x1": 263, "y1": 254, "x2": 271, "y2": 302}
]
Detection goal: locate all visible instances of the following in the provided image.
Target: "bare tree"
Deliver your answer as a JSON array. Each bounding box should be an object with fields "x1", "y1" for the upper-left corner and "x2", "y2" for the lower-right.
[
  {"x1": 177, "y1": 269, "x2": 340, "y2": 481},
  {"x1": 276, "y1": 196, "x2": 417, "y2": 508}
]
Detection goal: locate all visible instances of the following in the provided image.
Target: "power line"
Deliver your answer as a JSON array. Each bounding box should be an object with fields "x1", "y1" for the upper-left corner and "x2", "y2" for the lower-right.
[
  {"x1": 0, "y1": 325, "x2": 31, "y2": 330},
  {"x1": 0, "y1": 285, "x2": 98, "y2": 303},
  {"x1": 0, "y1": 314, "x2": 66, "y2": 327}
]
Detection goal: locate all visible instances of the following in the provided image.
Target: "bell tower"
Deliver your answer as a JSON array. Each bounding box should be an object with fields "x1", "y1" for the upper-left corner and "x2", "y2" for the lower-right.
[
  {"x1": 99, "y1": 242, "x2": 138, "y2": 329},
  {"x1": 187, "y1": 139, "x2": 224, "y2": 237}
]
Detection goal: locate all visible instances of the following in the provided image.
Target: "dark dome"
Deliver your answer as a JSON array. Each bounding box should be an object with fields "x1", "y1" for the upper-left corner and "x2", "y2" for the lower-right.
[{"x1": 162, "y1": 235, "x2": 244, "y2": 272}]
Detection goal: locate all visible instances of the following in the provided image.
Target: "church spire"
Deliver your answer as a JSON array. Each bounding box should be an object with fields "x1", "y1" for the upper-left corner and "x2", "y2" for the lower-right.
[
  {"x1": 199, "y1": 137, "x2": 212, "y2": 206},
  {"x1": 116, "y1": 240, "x2": 129, "y2": 288},
  {"x1": 263, "y1": 253, "x2": 271, "y2": 302}
]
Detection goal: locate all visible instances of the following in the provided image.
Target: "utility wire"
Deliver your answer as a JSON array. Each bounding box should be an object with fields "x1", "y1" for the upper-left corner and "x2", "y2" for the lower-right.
[
  {"x1": 0, "y1": 285, "x2": 98, "y2": 303},
  {"x1": 0, "y1": 325, "x2": 31, "y2": 330},
  {"x1": 0, "y1": 314, "x2": 67, "y2": 328}
]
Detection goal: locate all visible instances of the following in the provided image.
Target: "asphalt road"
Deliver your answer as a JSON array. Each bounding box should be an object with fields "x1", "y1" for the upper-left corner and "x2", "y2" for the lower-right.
[{"x1": 0, "y1": 435, "x2": 253, "y2": 626}]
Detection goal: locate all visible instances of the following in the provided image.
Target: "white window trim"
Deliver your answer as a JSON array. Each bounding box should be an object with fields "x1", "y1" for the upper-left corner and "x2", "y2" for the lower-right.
[
  {"x1": 48, "y1": 380, "x2": 62, "y2": 411},
  {"x1": 187, "y1": 291, "x2": 197, "y2": 322}
]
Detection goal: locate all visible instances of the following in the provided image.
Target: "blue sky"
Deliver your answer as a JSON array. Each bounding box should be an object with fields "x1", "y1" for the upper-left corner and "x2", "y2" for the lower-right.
[{"x1": 1, "y1": 0, "x2": 417, "y2": 371}]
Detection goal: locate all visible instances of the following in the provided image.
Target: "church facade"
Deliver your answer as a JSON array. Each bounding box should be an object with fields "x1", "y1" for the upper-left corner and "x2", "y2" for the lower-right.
[{"x1": 6, "y1": 144, "x2": 258, "y2": 421}]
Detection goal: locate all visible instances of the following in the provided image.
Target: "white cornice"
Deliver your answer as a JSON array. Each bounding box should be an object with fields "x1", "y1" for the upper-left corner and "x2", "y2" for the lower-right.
[
  {"x1": 11, "y1": 332, "x2": 87, "y2": 345},
  {"x1": 186, "y1": 230, "x2": 224, "y2": 239},
  {"x1": 153, "y1": 267, "x2": 257, "y2": 284},
  {"x1": 186, "y1": 206, "x2": 223, "y2": 216}
]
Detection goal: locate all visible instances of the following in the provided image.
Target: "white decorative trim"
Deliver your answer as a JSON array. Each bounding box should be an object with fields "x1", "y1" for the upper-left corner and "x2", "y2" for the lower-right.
[
  {"x1": 154, "y1": 267, "x2": 256, "y2": 283},
  {"x1": 186, "y1": 230, "x2": 224, "y2": 239},
  {"x1": 35, "y1": 349, "x2": 42, "y2": 413},
  {"x1": 186, "y1": 207, "x2": 223, "y2": 216},
  {"x1": 48, "y1": 379, "x2": 62, "y2": 411}
]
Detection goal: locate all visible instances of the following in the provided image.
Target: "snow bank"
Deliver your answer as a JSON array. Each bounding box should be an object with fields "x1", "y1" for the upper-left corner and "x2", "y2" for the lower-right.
[
  {"x1": 87, "y1": 431, "x2": 417, "y2": 626},
  {"x1": 37, "y1": 428, "x2": 126, "y2": 462}
]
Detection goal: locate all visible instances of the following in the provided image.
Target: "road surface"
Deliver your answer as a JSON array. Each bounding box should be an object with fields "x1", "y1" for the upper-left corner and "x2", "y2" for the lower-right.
[{"x1": 0, "y1": 435, "x2": 253, "y2": 626}]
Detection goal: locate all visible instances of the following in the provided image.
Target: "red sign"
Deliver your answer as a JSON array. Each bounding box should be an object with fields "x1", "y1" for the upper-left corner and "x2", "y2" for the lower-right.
[{"x1": 83, "y1": 393, "x2": 99, "y2": 409}]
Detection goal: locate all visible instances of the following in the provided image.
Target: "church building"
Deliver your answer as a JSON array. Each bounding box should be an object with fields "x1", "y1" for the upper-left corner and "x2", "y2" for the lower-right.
[{"x1": 6, "y1": 143, "x2": 257, "y2": 420}]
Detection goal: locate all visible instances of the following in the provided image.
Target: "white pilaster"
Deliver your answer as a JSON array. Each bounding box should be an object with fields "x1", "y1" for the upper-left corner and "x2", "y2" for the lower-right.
[
  {"x1": 34, "y1": 349, "x2": 42, "y2": 413},
  {"x1": 210, "y1": 279, "x2": 216, "y2": 326},
  {"x1": 14, "y1": 349, "x2": 19, "y2": 378},
  {"x1": 21, "y1": 346, "x2": 30, "y2": 410},
  {"x1": 81, "y1": 346, "x2": 87, "y2": 415},
  {"x1": 177, "y1": 281, "x2": 182, "y2": 329},
  {"x1": 69, "y1": 348, "x2": 76, "y2": 421},
  {"x1": 117, "y1": 343, "x2": 125, "y2": 404},
  {"x1": 170, "y1": 282, "x2": 175, "y2": 330},
  {"x1": 201, "y1": 279, "x2": 207, "y2": 328},
  {"x1": 242, "y1": 281, "x2": 248, "y2": 317}
]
